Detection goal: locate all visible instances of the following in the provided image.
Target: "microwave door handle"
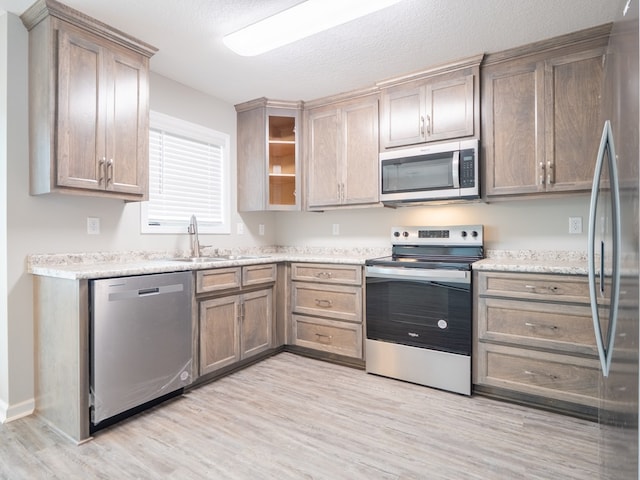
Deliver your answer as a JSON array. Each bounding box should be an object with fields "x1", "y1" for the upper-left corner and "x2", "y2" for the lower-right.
[{"x1": 452, "y1": 151, "x2": 460, "y2": 188}]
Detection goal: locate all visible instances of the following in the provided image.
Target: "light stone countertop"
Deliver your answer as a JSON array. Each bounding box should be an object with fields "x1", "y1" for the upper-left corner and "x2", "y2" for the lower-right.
[
  {"x1": 472, "y1": 250, "x2": 589, "y2": 275},
  {"x1": 27, "y1": 246, "x2": 391, "y2": 280}
]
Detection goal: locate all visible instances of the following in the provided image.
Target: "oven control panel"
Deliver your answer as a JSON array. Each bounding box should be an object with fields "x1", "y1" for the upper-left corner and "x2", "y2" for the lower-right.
[{"x1": 391, "y1": 225, "x2": 483, "y2": 246}]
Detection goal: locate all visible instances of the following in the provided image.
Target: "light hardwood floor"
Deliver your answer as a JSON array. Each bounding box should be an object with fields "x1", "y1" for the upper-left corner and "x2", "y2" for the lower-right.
[{"x1": 1, "y1": 353, "x2": 599, "y2": 479}]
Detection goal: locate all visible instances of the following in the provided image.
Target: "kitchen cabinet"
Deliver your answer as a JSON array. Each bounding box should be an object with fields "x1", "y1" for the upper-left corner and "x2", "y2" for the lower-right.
[
  {"x1": 378, "y1": 55, "x2": 482, "y2": 150},
  {"x1": 482, "y1": 24, "x2": 611, "y2": 197},
  {"x1": 290, "y1": 263, "x2": 364, "y2": 359},
  {"x1": 236, "y1": 98, "x2": 303, "y2": 211},
  {"x1": 21, "y1": 0, "x2": 156, "y2": 201},
  {"x1": 474, "y1": 271, "x2": 606, "y2": 417},
  {"x1": 197, "y1": 264, "x2": 276, "y2": 375},
  {"x1": 305, "y1": 93, "x2": 380, "y2": 210}
]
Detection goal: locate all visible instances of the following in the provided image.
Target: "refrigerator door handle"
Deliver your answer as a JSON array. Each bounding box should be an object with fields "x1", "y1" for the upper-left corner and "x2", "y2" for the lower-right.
[{"x1": 588, "y1": 120, "x2": 622, "y2": 377}]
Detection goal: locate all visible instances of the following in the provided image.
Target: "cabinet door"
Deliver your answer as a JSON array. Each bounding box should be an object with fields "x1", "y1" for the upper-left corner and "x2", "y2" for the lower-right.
[
  {"x1": 483, "y1": 61, "x2": 545, "y2": 195},
  {"x1": 241, "y1": 289, "x2": 273, "y2": 359},
  {"x1": 380, "y1": 85, "x2": 425, "y2": 149},
  {"x1": 56, "y1": 26, "x2": 105, "y2": 191},
  {"x1": 199, "y1": 296, "x2": 240, "y2": 375},
  {"x1": 545, "y1": 49, "x2": 605, "y2": 192},
  {"x1": 105, "y1": 47, "x2": 148, "y2": 195},
  {"x1": 237, "y1": 107, "x2": 267, "y2": 211},
  {"x1": 342, "y1": 99, "x2": 379, "y2": 205},
  {"x1": 426, "y1": 74, "x2": 474, "y2": 141},
  {"x1": 306, "y1": 108, "x2": 340, "y2": 208}
]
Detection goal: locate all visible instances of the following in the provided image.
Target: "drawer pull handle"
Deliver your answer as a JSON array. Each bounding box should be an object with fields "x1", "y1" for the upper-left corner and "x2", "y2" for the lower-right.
[
  {"x1": 315, "y1": 299, "x2": 333, "y2": 308},
  {"x1": 524, "y1": 322, "x2": 558, "y2": 331},
  {"x1": 315, "y1": 333, "x2": 333, "y2": 343},
  {"x1": 524, "y1": 370, "x2": 559, "y2": 381},
  {"x1": 316, "y1": 272, "x2": 333, "y2": 279},
  {"x1": 524, "y1": 285, "x2": 559, "y2": 293}
]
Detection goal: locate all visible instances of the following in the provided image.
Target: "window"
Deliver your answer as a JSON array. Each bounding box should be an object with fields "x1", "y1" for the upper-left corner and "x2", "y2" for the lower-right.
[{"x1": 141, "y1": 111, "x2": 231, "y2": 234}]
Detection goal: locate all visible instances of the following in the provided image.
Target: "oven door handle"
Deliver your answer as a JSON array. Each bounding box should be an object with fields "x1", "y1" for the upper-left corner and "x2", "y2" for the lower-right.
[{"x1": 365, "y1": 266, "x2": 470, "y2": 284}]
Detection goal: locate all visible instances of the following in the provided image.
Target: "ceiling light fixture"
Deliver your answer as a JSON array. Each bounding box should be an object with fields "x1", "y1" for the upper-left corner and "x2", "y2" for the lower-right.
[{"x1": 223, "y1": 0, "x2": 403, "y2": 56}]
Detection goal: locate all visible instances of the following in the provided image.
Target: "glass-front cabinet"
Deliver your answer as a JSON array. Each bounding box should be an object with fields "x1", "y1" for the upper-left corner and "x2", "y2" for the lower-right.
[{"x1": 236, "y1": 99, "x2": 302, "y2": 211}]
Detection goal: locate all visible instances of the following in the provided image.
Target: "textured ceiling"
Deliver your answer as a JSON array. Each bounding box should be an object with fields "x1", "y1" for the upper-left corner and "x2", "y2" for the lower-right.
[{"x1": 1, "y1": 0, "x2": 620, "y2": 105}]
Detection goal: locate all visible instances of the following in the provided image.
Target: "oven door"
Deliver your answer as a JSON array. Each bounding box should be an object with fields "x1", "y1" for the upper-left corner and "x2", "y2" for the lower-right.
[{"x1": 365, "y1": 266, "x2": 471, "y2": 355}]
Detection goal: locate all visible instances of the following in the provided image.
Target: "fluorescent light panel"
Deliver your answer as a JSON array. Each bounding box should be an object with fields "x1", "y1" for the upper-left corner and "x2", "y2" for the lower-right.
[{"x1": 223, "y1": 0, "x2": 402, "y2": 56}]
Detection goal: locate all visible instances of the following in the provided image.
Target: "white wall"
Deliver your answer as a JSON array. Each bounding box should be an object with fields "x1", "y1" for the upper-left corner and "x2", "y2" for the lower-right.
[{"x1": 276, "y1": 195, "x2": 590, "y2": 251}]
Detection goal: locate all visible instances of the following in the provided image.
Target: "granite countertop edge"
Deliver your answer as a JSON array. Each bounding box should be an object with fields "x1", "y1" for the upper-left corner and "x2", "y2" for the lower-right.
[
  {"x1": 27, "y1": 247, "x2": 391, "y2": 280},
  {"x1": 27, "y1": 247, "x2": 598, "y2": 280}
]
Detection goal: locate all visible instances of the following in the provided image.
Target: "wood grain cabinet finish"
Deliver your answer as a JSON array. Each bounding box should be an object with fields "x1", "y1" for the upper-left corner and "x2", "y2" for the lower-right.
[
  {"x1": 197, "y1": 264, "x2": 276, "y2": 376},
  {"x1": 481, "y1": 25, "x2": 611, "y2": 198},
  {"x1": 378, "y1": 55, "x2": 481, "y2": 150},
  {"x1": 290, "y1": 263, "x2": 364, "y2": 359},
  {"x1": 475, "y1": 271, "x2": 602, "y2": 414},
  {"x1": 236, "y1": 98, "x2": 303, "y2": 211},
  {"x1": 305, "y1": 94, "x2": 379, "y2": 209},
  {"x1": 21, "y1": 0, "x2": 156, "y2": 201}
]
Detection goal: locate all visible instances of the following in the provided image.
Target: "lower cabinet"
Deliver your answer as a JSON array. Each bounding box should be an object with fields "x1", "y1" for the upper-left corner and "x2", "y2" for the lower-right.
[
  {"x1": 290, "y1": 263, "x2": 364, "y2": 359},
  {"x1": 197, "y1": 264, "x2": 276, "y2": 376},
  {"x1": 474, "y1": 270, "x2": 600, "y2": 416}
]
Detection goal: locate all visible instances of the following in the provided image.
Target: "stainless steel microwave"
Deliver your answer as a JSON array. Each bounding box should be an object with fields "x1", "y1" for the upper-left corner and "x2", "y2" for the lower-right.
[{"x1": 379, "y1": 139, "x2": 479, "y2": 205}]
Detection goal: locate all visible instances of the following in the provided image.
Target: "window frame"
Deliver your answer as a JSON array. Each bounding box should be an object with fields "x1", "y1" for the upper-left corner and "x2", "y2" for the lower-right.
[{"x1": 141, "y1": 111, "x2": 231, "y2": 235}]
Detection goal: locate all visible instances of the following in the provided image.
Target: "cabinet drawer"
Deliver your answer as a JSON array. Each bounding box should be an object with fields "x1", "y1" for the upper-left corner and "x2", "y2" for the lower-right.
[
  {"x1": 476, "y1": 343, "x2": 600, "y2": 407},
  {"x1": 291, "y1": 283, "x2": 362, "y2": 322},
  {"x1": 477, "y1": 297, "x2": 598, "y2": 355},
  {"x1": 292, "y1": 314, "x2": 362, "y2": 358},
  {"x1": 196, "y1": 268, "x2": 241, "y2": 293},
  {"x1": 242, "y1": 264, "x2": 277, "y2": 287},
  {"x1": 291, "y1": 263, "x2": 362, "y2": 285},
  {"x1": 477, "y1": 272, "x2": 590, "y2": 303}
]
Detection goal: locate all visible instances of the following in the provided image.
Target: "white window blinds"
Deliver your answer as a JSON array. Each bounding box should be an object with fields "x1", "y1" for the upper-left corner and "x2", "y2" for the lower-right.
[{"x1": 141, "y1": 111, "x2": 230, "y2": 234}]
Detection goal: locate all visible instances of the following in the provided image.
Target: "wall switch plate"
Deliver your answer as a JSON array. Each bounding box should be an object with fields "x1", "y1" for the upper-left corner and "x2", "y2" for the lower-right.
[
  {"x1": 569, "y1": 216, "x2": 582, "y2": 234},
  {"x1": 237, "y1": 222, "x2": 244, "y2": 235},
  {"x1": 259, "y1": 224, "x2": 265, "y2": 236},
  {"x1": 87, "y1": 217, "x2": 100, "y2": 235},
  {"x1": 332, "y1": 224, "x2": 340, "y2": 236}
]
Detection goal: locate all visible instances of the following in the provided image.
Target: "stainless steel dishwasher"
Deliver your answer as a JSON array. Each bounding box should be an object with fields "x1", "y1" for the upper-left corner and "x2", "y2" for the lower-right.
[{"x1": 90, "y1": 271, "x2": 192, "y2": 431}]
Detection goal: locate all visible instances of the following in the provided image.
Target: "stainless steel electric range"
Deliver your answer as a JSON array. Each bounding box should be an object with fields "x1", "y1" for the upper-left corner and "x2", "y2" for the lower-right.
[{"x1": 365, "y1": 225, "x2": 484, "y2": 395}]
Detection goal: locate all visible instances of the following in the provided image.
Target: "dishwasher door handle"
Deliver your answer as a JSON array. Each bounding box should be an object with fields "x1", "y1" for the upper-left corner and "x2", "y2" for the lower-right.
[{"x1": 108, "y1": 283, "x2": 185, "y2": 301}]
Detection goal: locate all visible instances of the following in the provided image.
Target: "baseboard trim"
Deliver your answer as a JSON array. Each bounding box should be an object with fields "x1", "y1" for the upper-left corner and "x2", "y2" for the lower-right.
[{"x1": 0, "y1": 397, "x2": 35, "y2": 423}]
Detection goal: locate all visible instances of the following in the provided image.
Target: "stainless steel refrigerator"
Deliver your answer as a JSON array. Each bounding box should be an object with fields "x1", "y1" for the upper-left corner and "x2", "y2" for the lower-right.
[{"x1": 588, "y1": 1, "x2": 639, "y2": 478}]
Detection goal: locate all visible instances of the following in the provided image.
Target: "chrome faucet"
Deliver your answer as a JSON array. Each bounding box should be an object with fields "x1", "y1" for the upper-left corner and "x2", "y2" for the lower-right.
[{"x1": 188, "y1": 215, "x2": 200, "y2": 258}]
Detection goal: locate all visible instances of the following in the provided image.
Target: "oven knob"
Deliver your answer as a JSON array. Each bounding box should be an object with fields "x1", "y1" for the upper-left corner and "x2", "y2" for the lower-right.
[
  {"x1": 471, "y1": 230, "x2": 478, "y2": 238},
  {"x1": 393, "y1": 231, "x2": 400, "y2": 237},
  {"x1": 461, "y1": 231, "x2": 468, "y2": 238},
  {"x1": 402, "y1": 231, "x2": 409, "y2": 237}
]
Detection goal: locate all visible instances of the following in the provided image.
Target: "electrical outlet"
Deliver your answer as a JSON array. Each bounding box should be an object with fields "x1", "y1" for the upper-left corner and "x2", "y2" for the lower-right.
[
  {"x1": 87, "y1": 217, "x2": 100, "y2": 235},
  {"x1": 332, "y1": 224, "x2": 340, "y2": 236},
  {"x1": 236, "y1": 222, "x2": 244, "y2": 235},
  {"x1": 569, "y1": 216, "x2": 582, "y2": 234},
  {"x1": 259, "y1": 224, "x2": 265, "y2": 236}
]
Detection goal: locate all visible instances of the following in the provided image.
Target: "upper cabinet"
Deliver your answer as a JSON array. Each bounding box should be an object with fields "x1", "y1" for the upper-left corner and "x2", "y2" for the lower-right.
[
  {"x1": 305, "y1": 93, "x2": 380, "y2": 210},
  {"x1": 21, "y1": 0, "x2": 157, "y2": 201},
  {"x1": 482, "y1": 25, "x2": 611, "y2": 198},
  {"x1": 378, "y1": 55, "x2": 482, "y2": 150},
  {"x1": 236, "y1": 98, "x2": 303, "y2": 212}
]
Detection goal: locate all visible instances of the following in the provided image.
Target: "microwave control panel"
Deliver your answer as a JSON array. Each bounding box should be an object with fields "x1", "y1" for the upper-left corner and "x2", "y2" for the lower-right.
[{"x1": 459, "y1": 148, "x2": 475, "y2": 188}]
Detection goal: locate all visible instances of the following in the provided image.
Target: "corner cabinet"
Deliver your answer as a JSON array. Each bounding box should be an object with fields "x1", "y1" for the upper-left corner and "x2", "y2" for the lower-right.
[
  {"x1": 21, "y1": 0, "x2": 156, "y2": 201},
  {"x1": 482, "y1": 25, "x2": 611, "y2": 198},
  {"x1": 304, "y1": 93, "x2": 380, "y2": 210},
  {"x1": 236, "y1": 98, "x2": 303, "y2": 211},
  {"x1": 378, "y1": 55, "x2": 482, "y2": 150}
]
